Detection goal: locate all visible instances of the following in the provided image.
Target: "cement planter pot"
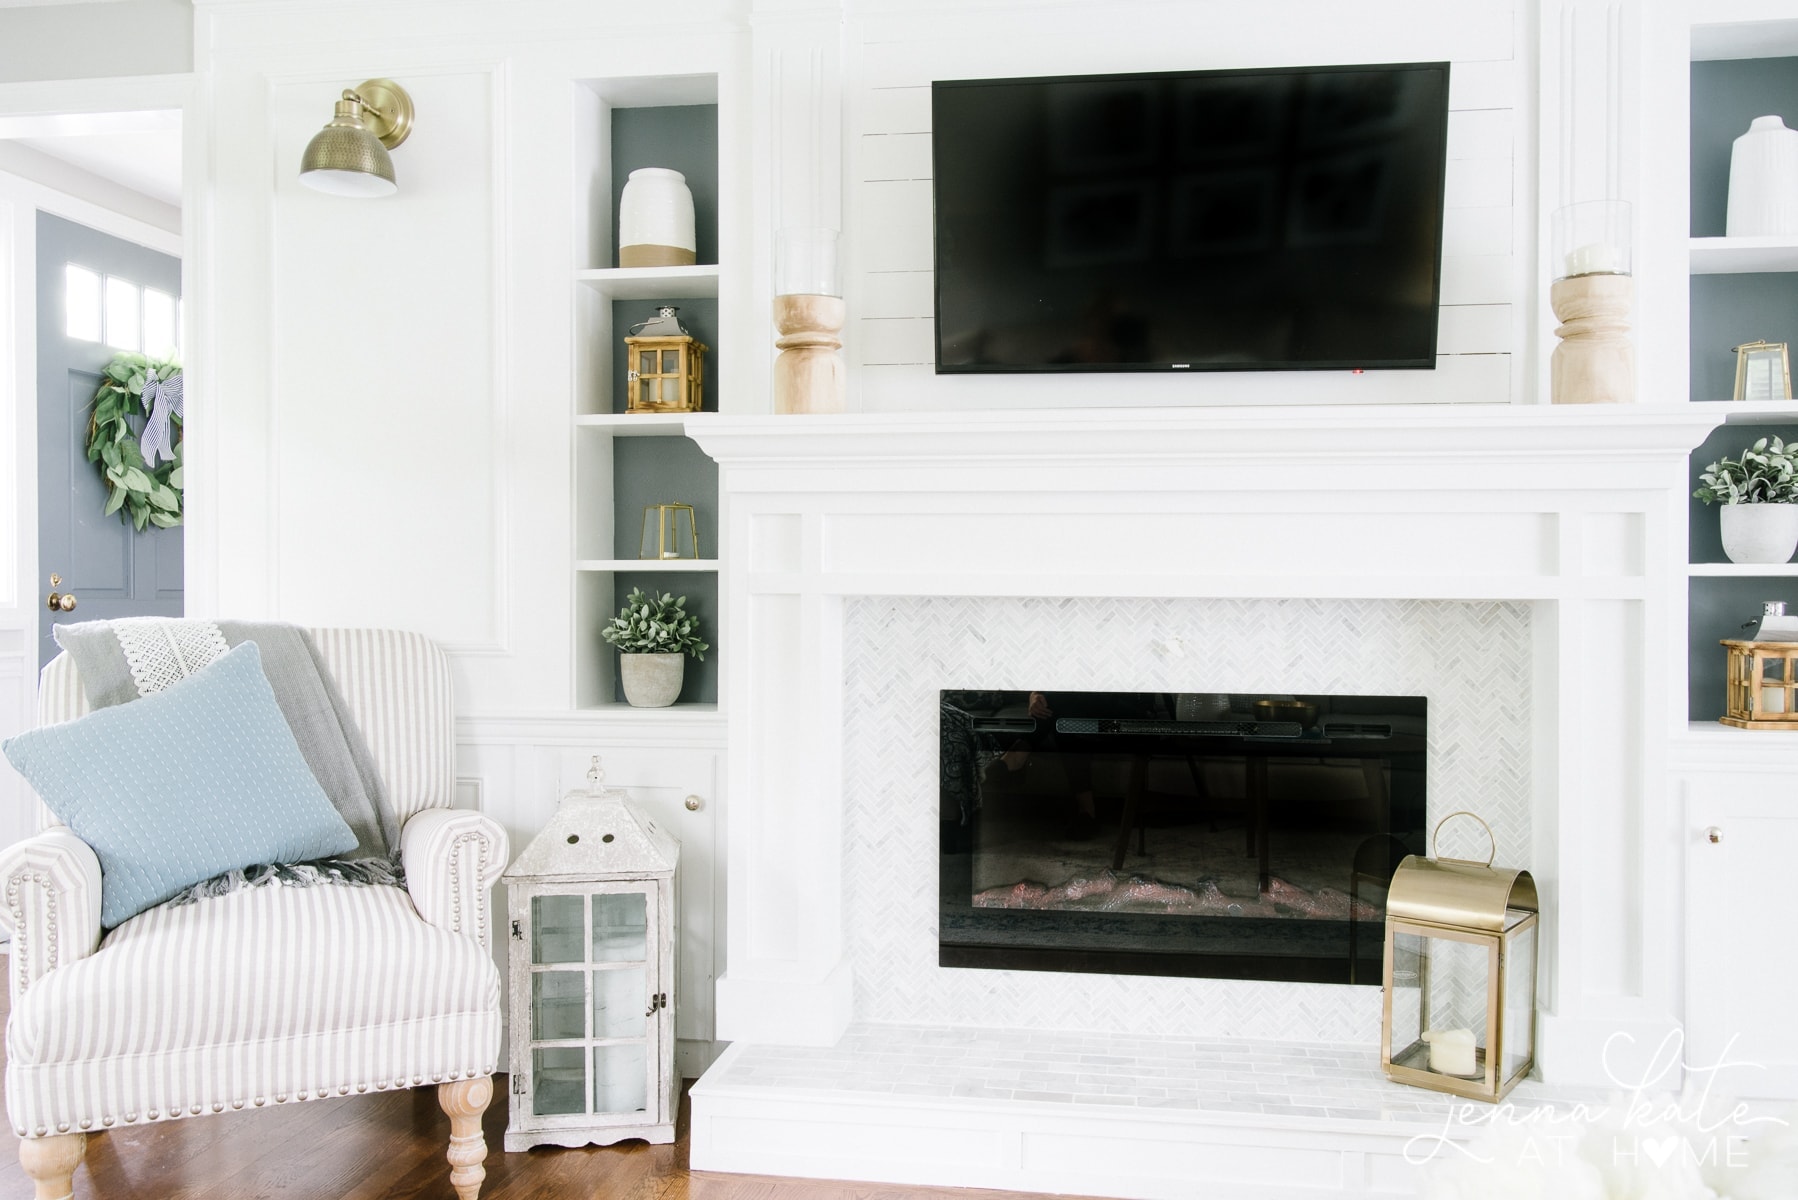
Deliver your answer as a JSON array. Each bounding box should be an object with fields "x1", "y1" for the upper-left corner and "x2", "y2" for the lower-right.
[
  {"x1": 1720, "y1": 503, "x2": 1798, "y2": 564},
  {"x1": 620, "y1": 653, "x2": 684, "y2": 708}
]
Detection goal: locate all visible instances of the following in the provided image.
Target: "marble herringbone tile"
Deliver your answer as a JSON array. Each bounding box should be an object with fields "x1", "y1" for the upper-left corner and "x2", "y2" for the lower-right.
[{"x1": 841, "y1": 596, "x2": 1532, "y2": 1044}]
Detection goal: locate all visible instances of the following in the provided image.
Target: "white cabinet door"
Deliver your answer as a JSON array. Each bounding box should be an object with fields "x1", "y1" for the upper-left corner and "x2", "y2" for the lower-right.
[{"x1": 1686, "y1": 776, "x2": 1798, "y2": 1098}]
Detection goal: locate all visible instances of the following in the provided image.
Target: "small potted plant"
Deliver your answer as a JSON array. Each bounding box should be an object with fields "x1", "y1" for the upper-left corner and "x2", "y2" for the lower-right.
[
  {"x1": 1696, "y1": 436, "x2": 1798, "y2": 564},
  {"x1": 602, "y1": 588, "x2": 708, "y2": 708}
]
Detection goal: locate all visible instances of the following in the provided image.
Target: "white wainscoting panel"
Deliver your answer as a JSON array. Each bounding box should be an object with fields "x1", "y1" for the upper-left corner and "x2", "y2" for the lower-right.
[{"x1": 840, "y1": 595, "x2": 1531, "y2": 1043}]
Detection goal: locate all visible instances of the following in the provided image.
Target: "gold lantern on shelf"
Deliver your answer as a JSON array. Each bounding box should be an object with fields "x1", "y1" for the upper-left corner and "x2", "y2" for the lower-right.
[
  {"x1": 1721, "y1": 635, "x2": 1798, "y2": 729},
  {"x1": 639, "y1": 503, "x2": 698, "y2": 560},
  {"x1": 1733, "y1": 340, "x2": 1792, "y2": 403},
  {"x1": 624, "y1": 306, "x2": 707, "y2": 415},
  {"x1": 1382, "y1": 812, "x2": 1539, "y2": 1104}
]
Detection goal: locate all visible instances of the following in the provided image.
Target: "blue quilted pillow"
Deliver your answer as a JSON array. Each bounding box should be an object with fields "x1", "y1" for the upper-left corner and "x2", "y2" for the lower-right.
[{"x1": 2, "y1": 641, "x2": 356, "y2": 927}]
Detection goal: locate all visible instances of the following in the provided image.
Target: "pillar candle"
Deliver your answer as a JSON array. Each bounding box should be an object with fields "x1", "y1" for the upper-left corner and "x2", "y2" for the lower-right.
[{"x1": 1422, "y1": 1028, "x2": 1478, "y2": 1076}]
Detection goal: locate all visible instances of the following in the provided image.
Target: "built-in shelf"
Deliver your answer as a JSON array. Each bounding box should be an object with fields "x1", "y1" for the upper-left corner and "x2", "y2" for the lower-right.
[
  {"x1": 575, "y1": 413, "x2": 691, "y2": 436},
  {"x1": 574, "y1": 264, "x2": 720, "y2": 299},
  {"x1": 576, "y1": 559, "x2": 720, "y2": 572},
  {"x1": 1690, "y1": 236, "x2": 1798, "y2": 275},
  {"x1": 1688, "y1": 562, "x2": 1798, "y2": 576},
  {"x1": 580, "y1": 701, "x2": 721, "y2": 719},
  {"x1": 1690, "y1": 399, "x2": 1798, "y2": 424}
]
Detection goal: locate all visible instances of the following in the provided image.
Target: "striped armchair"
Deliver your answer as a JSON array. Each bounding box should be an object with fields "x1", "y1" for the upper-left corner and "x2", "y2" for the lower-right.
[{"x1": 0, "y1": 629, "x2": 508, "y2": 1200}]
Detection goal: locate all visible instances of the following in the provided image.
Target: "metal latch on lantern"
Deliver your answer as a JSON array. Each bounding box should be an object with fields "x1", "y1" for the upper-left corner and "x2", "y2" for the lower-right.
[
  {"x1": 511, "y1": 920, "x2": 523, "y2": 941},
  {"x1": 645, "y1": 992, "x2": 668, "y2": 1016}
]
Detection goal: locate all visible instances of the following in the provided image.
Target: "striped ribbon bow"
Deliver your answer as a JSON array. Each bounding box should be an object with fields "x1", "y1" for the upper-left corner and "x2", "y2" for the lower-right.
[{"x1": 139, "y1": 370, "x2": 184, "y2": 465}]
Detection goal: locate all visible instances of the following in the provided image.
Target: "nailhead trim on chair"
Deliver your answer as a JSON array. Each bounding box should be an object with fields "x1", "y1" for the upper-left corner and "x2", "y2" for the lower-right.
[{"x1": 6, "y1": 870, "x2": 59, "y2": 995}]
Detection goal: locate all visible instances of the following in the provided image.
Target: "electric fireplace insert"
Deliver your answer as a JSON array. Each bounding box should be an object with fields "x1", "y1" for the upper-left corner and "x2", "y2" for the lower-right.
[{"x1": 939, "y1": 689, "x2": 1427, "y2": 984}]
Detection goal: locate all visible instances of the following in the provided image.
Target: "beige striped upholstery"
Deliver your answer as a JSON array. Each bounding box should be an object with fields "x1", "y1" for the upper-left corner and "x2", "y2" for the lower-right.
[{"x1": 1, "y1": 627, "x2": 506, "y2": 1143}]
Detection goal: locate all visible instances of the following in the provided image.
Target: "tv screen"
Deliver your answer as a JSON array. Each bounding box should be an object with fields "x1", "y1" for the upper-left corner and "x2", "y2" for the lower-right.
[{"x1": 931, "y1": 63, "x2": 1451, "y2": 374}]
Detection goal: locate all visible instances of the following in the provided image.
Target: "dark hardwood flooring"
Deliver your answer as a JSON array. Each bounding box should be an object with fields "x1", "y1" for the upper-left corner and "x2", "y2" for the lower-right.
[{"x1": 0, "y1": 982, "x2": 1067, "y2": 1200}]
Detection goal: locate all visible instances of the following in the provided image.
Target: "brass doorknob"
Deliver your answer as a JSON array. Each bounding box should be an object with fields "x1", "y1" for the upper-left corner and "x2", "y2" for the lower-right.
[
  {"x1": 1707, "y1": 827, "x2": 1723, "y2": 844},
  {"x1": 45, "y1": 575, "x2": 76, "y2": 613}
]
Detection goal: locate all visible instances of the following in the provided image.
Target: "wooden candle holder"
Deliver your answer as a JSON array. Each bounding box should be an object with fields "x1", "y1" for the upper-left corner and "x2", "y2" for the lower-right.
[
  {"x1": 773, "y1": 293, "x2": 846, "y2": 415},
  {"x1": 1550, "y1": 273, "x2": 1634, "y2": 404}
]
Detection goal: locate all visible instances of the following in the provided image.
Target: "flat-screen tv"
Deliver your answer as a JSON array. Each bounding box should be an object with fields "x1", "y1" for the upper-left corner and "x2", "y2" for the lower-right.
[{"x1": 932, "y1": 62, "x2": 1451, "y2": 375}]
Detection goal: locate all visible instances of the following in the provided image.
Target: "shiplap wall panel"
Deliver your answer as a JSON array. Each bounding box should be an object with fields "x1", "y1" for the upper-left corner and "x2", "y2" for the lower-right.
[{"x1": 849, "y1": 0, "x2": 1525, "y2": 409}]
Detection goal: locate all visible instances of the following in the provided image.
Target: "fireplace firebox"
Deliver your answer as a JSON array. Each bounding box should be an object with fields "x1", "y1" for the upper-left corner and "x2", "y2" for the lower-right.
[{"x1": 939, "y1": 690, "x2": 1427, "y2": 984}]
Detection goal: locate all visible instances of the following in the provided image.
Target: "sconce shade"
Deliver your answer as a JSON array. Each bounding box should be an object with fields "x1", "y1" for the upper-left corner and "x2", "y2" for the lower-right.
[{"x1": 299, "y1": 79, "x2": 414, "y2": 198}]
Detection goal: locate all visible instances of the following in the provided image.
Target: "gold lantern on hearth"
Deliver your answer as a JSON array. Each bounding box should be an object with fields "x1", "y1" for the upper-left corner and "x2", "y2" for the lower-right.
[
  {"x1": 624, "y1": 306, "x2": 707, "y2": 415},
  {"x1": 1382, "y1": 812, "x2": 1538, "y2": 1104}
]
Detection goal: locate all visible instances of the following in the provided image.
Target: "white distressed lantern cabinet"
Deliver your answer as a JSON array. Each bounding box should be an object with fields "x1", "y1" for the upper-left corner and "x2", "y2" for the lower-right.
[{"x1": 502, "y1": 763, "x2": 678, "y2": 1150}]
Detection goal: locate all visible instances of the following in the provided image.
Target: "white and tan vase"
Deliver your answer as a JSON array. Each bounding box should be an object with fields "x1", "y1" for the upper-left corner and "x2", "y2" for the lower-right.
[
  {"x1": 619, "y1": 168, "x2": 696, "y2": 268},
  {"x1": 620, "y1": 652, "x2": 684, "y2": 707},
  {"x1": 1727, "y1": 116, "x2": 1798, "y2": 238},
  {"x1": 1720, "y1": 503, "x2": 1798, "y2": 565}
]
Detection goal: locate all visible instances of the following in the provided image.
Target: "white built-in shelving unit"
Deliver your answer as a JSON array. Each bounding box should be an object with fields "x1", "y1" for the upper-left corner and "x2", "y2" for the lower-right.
[{"x1": 569, "y1": 74, "x2": 729, "y2": 713}]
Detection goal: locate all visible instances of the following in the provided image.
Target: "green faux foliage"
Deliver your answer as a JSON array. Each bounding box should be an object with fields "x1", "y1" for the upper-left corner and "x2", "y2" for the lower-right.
[
  {"x1": 86, "y1": 352, "x2": 183, "y2": 532},
  {"x1": 1695, "y1": 437, "x2": 1798, "y2": 506},
  {"x1": 600, "y1": 588, "x2": 709, "y2": 660}
]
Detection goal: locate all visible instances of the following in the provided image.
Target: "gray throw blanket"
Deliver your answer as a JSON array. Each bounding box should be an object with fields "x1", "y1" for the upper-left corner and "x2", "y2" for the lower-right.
[{"x1": 53, "y1": 618, "x2": 402, "y2": 902}]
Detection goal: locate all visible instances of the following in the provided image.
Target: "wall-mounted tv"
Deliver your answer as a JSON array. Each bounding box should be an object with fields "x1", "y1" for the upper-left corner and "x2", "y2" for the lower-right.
[{"x1": 931, "y1": 62, "x2": 1451, "y2": 375}]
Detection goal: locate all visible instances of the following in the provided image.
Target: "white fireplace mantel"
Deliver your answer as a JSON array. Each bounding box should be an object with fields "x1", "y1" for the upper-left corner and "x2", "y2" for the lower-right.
[{"x1": 688, "y1": 404, "x2": 1721, "y2": 1089}]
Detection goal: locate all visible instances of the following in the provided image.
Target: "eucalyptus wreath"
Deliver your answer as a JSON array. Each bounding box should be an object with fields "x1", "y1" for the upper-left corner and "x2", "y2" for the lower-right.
[{"x1": 85, "y1": 352, "x2": 183, "y2": 531}]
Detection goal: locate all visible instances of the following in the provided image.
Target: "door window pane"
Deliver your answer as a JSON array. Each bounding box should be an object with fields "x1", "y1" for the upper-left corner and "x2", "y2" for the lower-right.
[
  {"x1": 533, "y1": 1046, "x2": 586, "y2": 1116},
  {"x1": 105, "y1": 276, "x2": 140, "y2": 351},
  {"x1": 532, "y1": 971, "x2": 585, "y2": 1041},
  {"x1": 142, "y1": 288, "x2": 177, "y2": 358},
  {"x1": 65, "y1": 265, "x2": 101, "y2": 341},
  {"x1": 593, "y1": 966, "x2": 646, "y2": 1039},
  {"x1": 592, "y1": 892, "x2": 647, "y2": 962},
  {"x1": 532, "y1": 894, "x2": 584, "y2": 964},
  {"x1": 593, "y1": 1043, "x2": 647, "y2": 1114}
]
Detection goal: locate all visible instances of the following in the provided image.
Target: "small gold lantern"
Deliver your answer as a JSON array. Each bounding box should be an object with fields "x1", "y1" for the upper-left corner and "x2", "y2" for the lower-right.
[
  {"x1": 1721, "y1": 636, "x2": 1798, "y2": 728},
  {"x1": 1382, "y1": 813, "x2": 1539, "y2": 1104},
  {"x1": 624, "y1": 306, "x2": 707, "y2": 415},
  {"x1": 639, "y1": 503, "x2": 699, "y2": 560},
  {"x1": 1733, "y1": 340, "x2": 1792, "y2": 403}
]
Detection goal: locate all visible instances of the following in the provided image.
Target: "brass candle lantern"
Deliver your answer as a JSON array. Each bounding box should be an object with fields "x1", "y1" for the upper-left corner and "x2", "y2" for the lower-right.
[
  {"x1": 624, "y1": 306, "x2": 707, "y2": 415},
  {"x1": 1733, "y1": 341, "x2": 1792, "y2": 403},
  {"x1": 639, "y1": 504, "x2": 699, "y2": 560},
  {"x1": 1382, "y1": 812, "x2": 1538, "y2": 1104}
]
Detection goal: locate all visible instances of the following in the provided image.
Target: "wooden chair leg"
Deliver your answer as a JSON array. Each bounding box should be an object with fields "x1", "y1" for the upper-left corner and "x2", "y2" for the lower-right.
[
  {"x1": 438, "y1": 1077, "x2": 493, "y2": 1200},
  {"x1": 20, "y1": 1133, "x2": 85, "y2": 1200}
]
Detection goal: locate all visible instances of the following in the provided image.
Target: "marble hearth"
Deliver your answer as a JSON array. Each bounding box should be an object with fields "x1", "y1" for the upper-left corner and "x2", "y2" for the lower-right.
[{"x1": 685, "y1": 407, "x2": 1716, "y2": 1197}]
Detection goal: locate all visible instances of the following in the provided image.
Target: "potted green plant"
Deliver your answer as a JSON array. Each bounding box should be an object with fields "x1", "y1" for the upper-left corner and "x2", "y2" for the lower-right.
[
  {"x1": 601, "y1": 588, "x2": 708, "y2": 708},
  {"x1": 1695, "y1": 436, "x2": 1798, "y2": 564}
]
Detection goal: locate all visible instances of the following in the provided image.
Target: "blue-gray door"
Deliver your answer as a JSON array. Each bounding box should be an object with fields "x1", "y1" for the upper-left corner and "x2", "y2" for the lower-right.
[{"x1": 37, "y1": 212, "x2": 183, "y2": 667}]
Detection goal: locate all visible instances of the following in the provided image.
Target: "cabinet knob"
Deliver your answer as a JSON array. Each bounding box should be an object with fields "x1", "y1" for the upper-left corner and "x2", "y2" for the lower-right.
[
  {"x1": 1707, "y1": 827, "x2": 1723, "y2": 845},
  {"x1": 684, "y1": 795, "x2": 703, "y2": 812}
]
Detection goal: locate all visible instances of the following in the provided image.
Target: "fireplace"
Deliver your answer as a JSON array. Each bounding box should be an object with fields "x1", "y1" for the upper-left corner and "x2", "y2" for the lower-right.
[{"x1": 939, "y1": 688, "x2": 1427, "y2": 983}]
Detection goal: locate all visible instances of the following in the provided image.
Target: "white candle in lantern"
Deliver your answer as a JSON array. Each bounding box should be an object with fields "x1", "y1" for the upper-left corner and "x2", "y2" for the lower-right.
[
  {"x1": 1761, "y1": 686, "x2": 1787, "y2": 714},
  {"x1": 1564, "y1": 242, "x2": 1620, "y2": 277},
  {"x1": 1422, "y1": 1028, "x2": 1478, "y2": 1076}
]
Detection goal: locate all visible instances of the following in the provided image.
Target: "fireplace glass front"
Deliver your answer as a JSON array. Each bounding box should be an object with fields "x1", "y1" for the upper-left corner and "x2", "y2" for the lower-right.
[{"x1": 939, "y1": 690, "x2": 1427, "y2": 984}]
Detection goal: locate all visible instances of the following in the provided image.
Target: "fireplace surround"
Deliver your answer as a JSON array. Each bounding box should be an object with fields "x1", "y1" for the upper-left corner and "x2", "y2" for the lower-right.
[{"x1": 685, "y1": 405, "x2": 1718, "y2": 1192}]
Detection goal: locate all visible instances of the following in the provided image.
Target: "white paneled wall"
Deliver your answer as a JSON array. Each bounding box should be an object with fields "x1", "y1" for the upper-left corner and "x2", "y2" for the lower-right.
[{"x1": 847, "y1": 0, "x2": 1528, "y2": 410}]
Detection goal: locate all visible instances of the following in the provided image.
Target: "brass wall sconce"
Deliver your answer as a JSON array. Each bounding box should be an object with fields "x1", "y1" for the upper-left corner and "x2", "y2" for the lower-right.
[
  {"x1": 299, "y1": 79, "x2": 415, "y2": 198},
  {"x1": 1733, "y1": 340, "x2": 1792, "y2": 403},
  {"x1": 640, "y1": 504, "x2": 699, "y2": 560}
]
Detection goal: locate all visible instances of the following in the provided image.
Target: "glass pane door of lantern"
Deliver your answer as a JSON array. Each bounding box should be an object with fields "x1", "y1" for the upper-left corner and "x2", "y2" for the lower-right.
[
  {"x1": 1423, "y1": 935, "x2": 1492, "y2": 1080},
  {"x1": 1389, "y1": 930, "x2": 1427, "y2": 1069},
  {"x1": 533, "y1": 1045, "x2": 585, "y2": 1116},
  {"x1": 1501, "y1": 912, "x2": 1537, "y2": 1082},
  {"x1": 532, "y1": 894, "x2": 584, "y2": 964},
  {"x1": 591, "y1": 889, "x2": 655, "y2": 1117}
]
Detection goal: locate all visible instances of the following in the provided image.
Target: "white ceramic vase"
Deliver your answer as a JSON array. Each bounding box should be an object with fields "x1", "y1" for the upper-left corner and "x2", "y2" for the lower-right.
[
  {"x1": 1727, "y1": 116, "x2": 1798, "y2": 237},
  {"x1": 620, "y1": 652, "x2": 684, "y2": 707},
  {"x1": 1720, "y1": 503, "x2": 1798, "y2": 564},
  {"x1": 618, "y1": 168, "x2": 696, "y2": 268}
]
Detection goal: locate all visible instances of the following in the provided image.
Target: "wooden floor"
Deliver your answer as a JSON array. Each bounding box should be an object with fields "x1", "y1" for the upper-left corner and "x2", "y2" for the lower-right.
[{"x1": 0, "y1": 987, "x2": 1063, "y2": 1200}]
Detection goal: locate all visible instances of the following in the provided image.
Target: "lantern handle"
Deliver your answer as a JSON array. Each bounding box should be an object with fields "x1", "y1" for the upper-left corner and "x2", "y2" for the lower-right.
[{"x1": 1431, "y1": 811, "x2": 1497, "y2": 867}]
